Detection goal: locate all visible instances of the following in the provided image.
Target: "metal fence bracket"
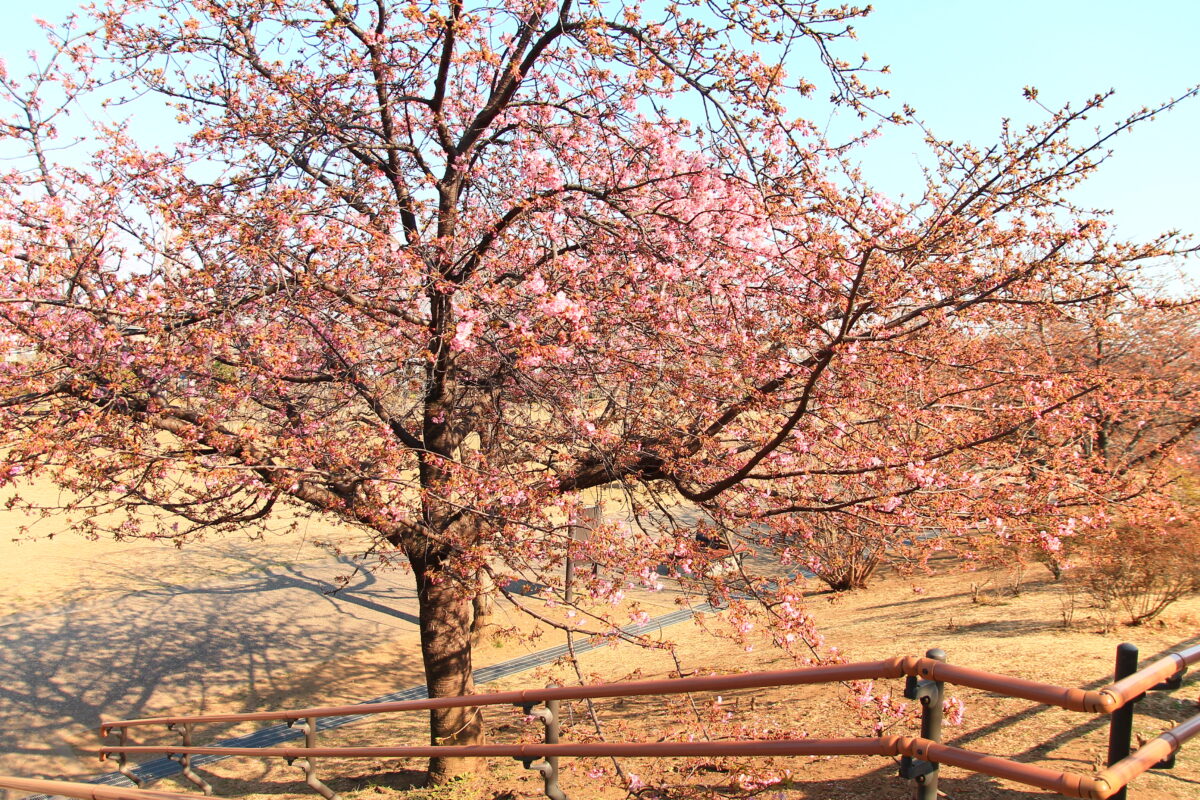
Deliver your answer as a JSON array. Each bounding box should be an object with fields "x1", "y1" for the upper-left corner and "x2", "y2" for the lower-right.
[
  {"x1": 900, "y1": 648, "x2": 945, "y2": 800},
  {"x1": 168, "y1": 723, "x2": 213, "y2": 795},
  {"x1": 515, "y1": 700, "x2": 568, "y2": 800},
  {"x1": 293, "y1": 717, "x2": 339, "y2": 800}
]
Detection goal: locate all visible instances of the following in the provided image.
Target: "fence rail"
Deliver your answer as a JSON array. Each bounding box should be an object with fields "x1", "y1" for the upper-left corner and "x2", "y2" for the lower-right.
[
  {"x1": 101, "y1": 643, "x2": 1200, "y2": 730},
  {"x1": 0, "y1": 775, "x2": 204, "y2": 800},
  {"x1": 81, "y1": 642, "x2": 1200, "y2": 800}
]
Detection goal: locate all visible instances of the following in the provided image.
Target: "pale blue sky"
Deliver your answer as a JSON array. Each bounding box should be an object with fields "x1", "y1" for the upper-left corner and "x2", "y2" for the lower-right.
[
  {"x1": 2, "y1": 0, "x2": 1197, "y2": 256},
  {"x1": 842, "y1": 0, "x2": 1200, "y2": 250}
]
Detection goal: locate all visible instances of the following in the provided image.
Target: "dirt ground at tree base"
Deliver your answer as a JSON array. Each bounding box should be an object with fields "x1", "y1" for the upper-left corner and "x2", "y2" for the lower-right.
[{"x1": 130, "y1": 559, "x2": 1200, "y2": 800}]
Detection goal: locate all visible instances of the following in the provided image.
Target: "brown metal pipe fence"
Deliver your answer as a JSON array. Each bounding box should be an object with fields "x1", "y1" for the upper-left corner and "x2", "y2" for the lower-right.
[
  {"x1": 99, "y1": 642, "x2": 1200, "y2": 734},
  {"x1": 99, "y1": 660, "x2": 907, "y2": 731},
  {"x1": 90, "y1": 642, "x2": 1198, "y2": 800},
  {"x1": 93, "y1": 710, "x2": 1200, "y2": 800},
  {"x1": 99, "y1": 738, "x2": 898, "y2": 761}
]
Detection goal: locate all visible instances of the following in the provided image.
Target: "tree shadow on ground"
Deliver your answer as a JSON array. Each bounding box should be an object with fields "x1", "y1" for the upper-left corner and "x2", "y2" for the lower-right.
[{"x1": 0, "y1": 550, "x2": 424, "y2": 786}]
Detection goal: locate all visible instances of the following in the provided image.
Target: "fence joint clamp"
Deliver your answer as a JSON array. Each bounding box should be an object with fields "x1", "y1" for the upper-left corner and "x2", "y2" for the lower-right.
[
  {"x1": 1153, "y1": 752, "x2": 1177, "y2": 770},
  {"x1": 899, "y1": 758, "x2": 937, "y2": 779},
  {"x1": 1152, "y1": 668, "x2": 1186, "y2": 692}
]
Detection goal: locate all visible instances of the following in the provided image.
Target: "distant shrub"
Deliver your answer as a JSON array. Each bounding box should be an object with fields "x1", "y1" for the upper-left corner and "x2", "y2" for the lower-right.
[
  {"x1": 798, "y1": 515, "x2": 888, "y2": 592},
  {"x1": 1076, "y1": 522, "x2": 1200, "y2": 625}
]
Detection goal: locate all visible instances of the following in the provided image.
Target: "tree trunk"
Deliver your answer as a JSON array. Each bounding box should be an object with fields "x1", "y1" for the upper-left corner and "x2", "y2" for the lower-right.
[
  {"x1": 471, "y1": 569, "x2": 496, "y2": 646},
  {"x1": 412, "y1": 556, "x2": 485, "y2": 784}
]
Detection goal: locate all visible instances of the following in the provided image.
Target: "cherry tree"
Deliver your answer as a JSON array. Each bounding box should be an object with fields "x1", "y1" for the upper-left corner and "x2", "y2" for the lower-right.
[
  {"x1": 982, "y1": 300, "x2": 1200, "y2": 578},
  {"x1": 1, "y1": 0, "x2": 1196, "y2": 783}
]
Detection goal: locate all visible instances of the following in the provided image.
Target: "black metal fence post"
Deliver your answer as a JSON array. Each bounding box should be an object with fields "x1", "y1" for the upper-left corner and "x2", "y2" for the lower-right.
[
  {"x1": 1107, "y1": 642, "x2": 1139, "y2": 800},
  {"x1": 900, "y1": 647, "x2": 946, "y2": 800}
]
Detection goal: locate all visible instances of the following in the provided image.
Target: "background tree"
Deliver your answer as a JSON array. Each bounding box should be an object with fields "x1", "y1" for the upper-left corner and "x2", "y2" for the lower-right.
[
  {"x1": 1027, "y1": 305, "x2": 1199, "y2": 622},
  {"x1": 0, "y1": 0, "x2": 1196, "y2": 783},
  {"x1": 776, "y1": 510, "x2": 891, "y2": 592},
  {"x1": 970, "y1": 301, "x2": 1200, "y2": 579}
]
